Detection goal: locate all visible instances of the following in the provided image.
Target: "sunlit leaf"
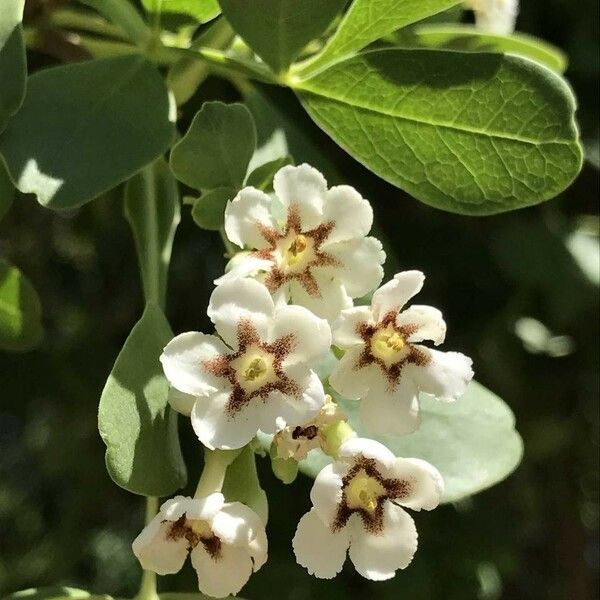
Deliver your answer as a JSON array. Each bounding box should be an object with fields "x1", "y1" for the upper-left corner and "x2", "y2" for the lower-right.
[
  {"x1": 98, "y1": 303, "x2": 187, "y2": 497},
  {"x1": 0, "y1": 260, "x2": 42, "y2": 353},
  {"x1": 142, "y1": 0, "x2": 220, "y2": 23},
  {"x1": 0, "y1": 55, "x2": 175, "y2": 210},
  {"x1": 296, "y1": 49, "x2": 582, "y2": 214}
]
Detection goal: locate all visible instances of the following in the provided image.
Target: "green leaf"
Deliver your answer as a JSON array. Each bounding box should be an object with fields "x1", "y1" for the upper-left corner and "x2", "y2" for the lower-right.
[
  {"x1": 399, "y1": 24, "x2": 567, "y2": 73},
  {"x1": 0, "y1": 260, "x2": 43, "y2": 353},
  {"x1": 160, "y1": 594, "x2": 243, "y2": 600},
  {"x1": 124, "y1": 159, "x2": 180, "y2": 307},
  {"x1": 222, "y1": 446, "x2": 268, "y2": 524},
  {"x1": 0, "y1": 55, "x2": 175, "y2": 210},
  {"x1": 98, "y1": 303, "x2": 187, "y2": 496},
  {"x1": 246, "y1": 155, "x2": 293, "y2": 191},
  {"x1": 300, "y1": 0, "x2": 461, "y2": 75},
  {"x1": 2, "y1": 588, "x2": 111, "y2": 600},
  {"x1": 296, "y1": 49, "x2": 583, "y2": 215},
  {"x1": 170, "y1": 101, "x2": 255, "y2": 191},
  {"x1": 0, "y1": 0, "x2": 26, "y2": 132},
  {"x1": 142, "y1": 0, "x2": 220, "y2": 23},
  {"x1": 0, "y1": 157, "x2": 14, "y2": 221},
  {"x1": 191, "y1": 186, "x2": 235, "y2": 230},
  {"x1": 218, "y1": 0, "x2": 347, "y2": 73},
  {"x1": 299, "y1": 381, "x2": 523, "y2": 503}
]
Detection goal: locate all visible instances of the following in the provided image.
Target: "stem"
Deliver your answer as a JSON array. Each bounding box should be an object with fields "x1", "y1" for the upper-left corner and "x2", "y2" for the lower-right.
[
  {"x1": 47, "y1": 8, "x2": 129, "y2": 40},
  {"x1": 135, "y1": 497, "x2": 160, "y2": 600},
  {"x1": 194, "y1": 448, "x2": 241, "y2": 498}
]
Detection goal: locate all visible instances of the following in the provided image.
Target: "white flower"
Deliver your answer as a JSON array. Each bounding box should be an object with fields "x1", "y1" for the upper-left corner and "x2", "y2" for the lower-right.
[
  {"x1": 292, "y1": 438, "x2": 443, "y2": 580},
  {"x1": 273, "y1": 394, "x2": 348, "y2": 461},
  {"x1": 217, "y1": 163, "x2": 385, "y2": 322},
  {"x1": 468, "y1": 0, "x2": 519, "y2": 35},
  {"x1": 133, "y1": 493, "x2": 267, "y2": 598},
  {"x1": 161, "y1": 277, "x2": 331, "y2": 449},
  {"x1": 329, "y1": 271, "x2": 474, "y2": 435}
]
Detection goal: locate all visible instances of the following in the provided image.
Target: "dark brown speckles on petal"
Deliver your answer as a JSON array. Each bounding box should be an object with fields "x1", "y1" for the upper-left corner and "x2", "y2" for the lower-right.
[
  {"x1": 166, "y1": 516, "x2": 223, "y2": 560},
  {"x1": 332, "y1": 457, "x2": 411, "y2": 535}
]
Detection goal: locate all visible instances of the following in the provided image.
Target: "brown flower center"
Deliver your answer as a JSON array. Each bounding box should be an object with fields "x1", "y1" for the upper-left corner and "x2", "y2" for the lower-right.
[{"x1": 166, "y1": 515, "x2": 222, "y2": 560}]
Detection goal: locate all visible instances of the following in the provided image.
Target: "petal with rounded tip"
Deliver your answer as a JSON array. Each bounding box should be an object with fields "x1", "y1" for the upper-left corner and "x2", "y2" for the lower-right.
[
  {"x1": 371, "y1": 271, "x2": 425, "y2": 322},
  {"x1": 321, "y1": 185, "x2": 373, "y2": 245},
  {"x1": 224, "y1": 187, "x2": 276, "y2": 249}
]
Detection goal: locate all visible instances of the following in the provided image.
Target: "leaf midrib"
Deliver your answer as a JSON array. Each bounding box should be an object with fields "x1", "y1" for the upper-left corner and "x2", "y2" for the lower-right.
[{"x1": 299, "y1": 88, "x2": 575, "y2": 146}]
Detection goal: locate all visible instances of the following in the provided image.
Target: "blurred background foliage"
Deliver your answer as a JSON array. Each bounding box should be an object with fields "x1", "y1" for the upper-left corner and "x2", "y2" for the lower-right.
[{"x1": 1, "y1": 0, "x2": 598, "y2": 598}]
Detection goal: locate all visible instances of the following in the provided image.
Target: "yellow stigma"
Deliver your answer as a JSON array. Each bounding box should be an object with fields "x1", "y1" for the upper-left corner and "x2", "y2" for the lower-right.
[
  {"x1": 346, "y1": 470, "x2": 386, "y2": 513},
  {"x1": 370, "y1": 324, "x2": 409, "y2": 366},
  {"x1": 243, "y1": 357, "x2": 267, "y2": 381},
  {"x1": 188, "y1": 519, "x2": 212, "y2": 538},
  {"x1": 285, "y1": 234, "x2": 308, "y2": 266}
]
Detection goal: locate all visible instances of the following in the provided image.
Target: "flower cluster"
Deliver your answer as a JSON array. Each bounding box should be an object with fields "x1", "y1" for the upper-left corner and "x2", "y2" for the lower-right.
[
  {"x1": 132, "y1": 164, "x2": 473, "y2": 596},
  {"x1": 467, "y1": 0, "x2": 519, "y2": 35}
]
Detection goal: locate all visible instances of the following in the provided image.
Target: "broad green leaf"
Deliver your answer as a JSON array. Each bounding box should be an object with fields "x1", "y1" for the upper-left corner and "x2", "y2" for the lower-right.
[
  {"x1": 300, "y1": 0, "x2": 461, "y2": 75},
  {"x1": 2, "y1": 589, "x2": 111, "y2": 600},
  {"x1": 296, "y1": 49, "x2": 583, "y2": 215},
  {"x1": 246, "y1": 155, "x2": 293, "y2": 191},
  {"x1": 192, "y1": 187, "x2": 235, "y2": 230},
  {"x1": 398, "y1": 24, "x2": 567, "y2": 73},
  {"x1": 124, "y1": 159, "x2": 180, "y2": 307},
  {"x1": 298, "y1": 381, "x2": 523, "y2": 503},
  {"x1": 222, "y1": 446, "x2": 268, "y2": 524},
  {"x1": 218, "y1": 0, "x2": 347, "y2": 73},
  {"x1": 0, "y1": 260, "x2": 43, "y2": 353},
  {"x1": 98, "y1": 303, "x2": 187, "y2": 496},
  {"x1": 142, "y1": 0, "x2": 220, "y2": 23},
  {"x1": 0, "y1": 158, "x2": 14, "y2": 221},
  {"x1": 0, "y1": 55, "x2": 175, "y2": 210},
  {"x1": 170, "y1": 101, "x2": 255, "y2": 191},
  {"x1": 0, "y1": 0, "x2": 26, "y2": 131}
]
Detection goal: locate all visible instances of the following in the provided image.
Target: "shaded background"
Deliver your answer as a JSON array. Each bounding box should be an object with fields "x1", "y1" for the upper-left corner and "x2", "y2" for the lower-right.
[{"x1": 1, "y1": 1, "x2": 598, "y2": 598}]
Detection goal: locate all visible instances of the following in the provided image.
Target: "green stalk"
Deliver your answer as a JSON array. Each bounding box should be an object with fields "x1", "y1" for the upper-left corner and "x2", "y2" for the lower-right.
[
  {"x1": 195, "y1": 449, "x2": 242, "y2": 498},
  {"x1": 135, "y1": 497, "x2": 160, "y2": 600}
]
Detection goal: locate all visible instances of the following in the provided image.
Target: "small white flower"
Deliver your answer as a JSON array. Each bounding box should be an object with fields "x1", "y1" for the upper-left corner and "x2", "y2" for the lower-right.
[
  {"x1": 133, "y1": 493, "x2": 267, "y2": 599},
  {"x1": 217, "y1": 163, "x2": 385, "y2": 323},
  {"x1": 273, "y1": 394, "x2": 348, "y2": 461},
  {"x1": 292, "y1": 438, "x2": 443, "y2": 580},
  {"x1": 161, "y1": 277, "x2": 331, "y2": 449},
  {"x1": 329, "y1": 271, "x2": 474, "y2": 435},
  {"x1": 468, "y1": 0, "x2": 519, "y2": 35}
]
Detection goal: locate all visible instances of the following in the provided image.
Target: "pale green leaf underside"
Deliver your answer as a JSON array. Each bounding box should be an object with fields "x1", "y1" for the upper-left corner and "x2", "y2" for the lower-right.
[
  {"x1": 297, "y1": 48, "x2": 582, "y2": 214},
  {"x1": 301, "y1": 0, "x2": 461, "y2": 75},
  {"x1": 192, "y1": 186, "x2": 235, "y2": 231},
  {"x1": 0, "y1": 55, "x2": 174, "y2": 210},
  {"x1": 98, "y1": 303, "x2": 187, "y2": 497},
  {"x1": 219, "y1": 0, "x2": 347, "y2": 73},
  {"x1": 0, "y1": 260, "x2": 42, "y2": 353},
  {"x1": 142, "y1": 0, "x2": 220, "y2": 23},
  {"x1": 124, "y1": 159, "x2": 180, "y2": 307},
  {"x1": 0, "y1": 0, "x2": 26, "y2": 131},
  {"x1": 299, "y1": 381, "x2": 523, "y2": 503},
  {"x1": 402, "y1": 24, "x2": 567, "y2": 73}
]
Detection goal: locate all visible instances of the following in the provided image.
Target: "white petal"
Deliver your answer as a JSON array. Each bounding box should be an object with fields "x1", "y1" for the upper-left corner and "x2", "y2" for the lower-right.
[
  {"x1": 328, "y1": 348, "x2": 373, "y2": 400},
  {"x1": 214, "y1": 255, "x2": 274, "y2": 286},
  {"x1": 288, "y1": 278, "x2": 353, "y2": 323},
  {"x1": 248, "y1": 524, "x2": 268, "y2": 571},
  {"x1": 321, "y1": 185, "x2": 373, "y2": 245},
  {"x1": 168, "y1": 387, "x2": 196, "y2": 417},
  {"x1": 211, "y1": 502, "x2": 264, "y2": 546},
  {"x1": 472, "y1": 0, "x2": 518, "y2": 35},
  {"x1": 338, "y1": 437, "x2": 397, "y2": 471},
  {"x1": 208, "y1": 278, "x2": 274, "y2": 349},
  {"x1": 260, "y1": 370, "x2": 325, "y2": 433},
  {"x1": 191, "y1": 540, "x2": 253, "y2": 599},
  {"x1": 270, "y1": 304, "x2": 331, "y2": 366},
  {"x1": 359, "y1": 376, "x2": 421, "y2": 435},
  {"x1": 348, "y1": 503, "x2": 418, "y2": 580},
  {"x1": 292, "y1": 508, "x2": 350, "y2": 579},
  {"x1": 409, "y1": 348, "x2": 474, "y2": 401},
  {"x1": 224, "y1": 187, "x2": 277, "y2": 249},
  {"x1": 391, "y1": 458, "x2": 444, "y2": 511},
  {"x1": 372, "y1": 271, "x2": 425, "y2": 321},
  {"x1": 273, "y1": 163, "x2": 327, "y2": 230},
  {"x1": 160, "y1": 494, "x2": 225, "y2": 522},
  {"x1": 322, "y1": 237, "x2": 385, "y2": 298},
  {"x1": 160, "y1": 332, "x2": 229, "y2": 396},
  {"x1": 191, "y1": 391, "x2": 262, "y2": 450},
  {"x1": 332, "y1": 306, "x2": 373, "y2": 349},
  {"x1": 132, "y1": 514, "x2": 188, "y2": 575},
  {"x1": 310, "y1": 462, "x2": 345, "y2": 525},
  {"x1": 396, "y1": 305, "x2": 446, "y2": 345}
]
